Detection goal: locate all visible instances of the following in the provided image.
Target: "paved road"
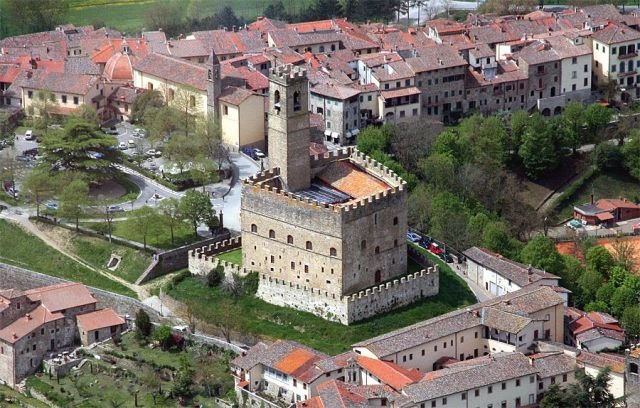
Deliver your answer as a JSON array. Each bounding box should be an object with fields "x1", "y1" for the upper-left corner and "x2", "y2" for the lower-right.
[{"x1": 213, "y1": 152, "x2": 260, "y2": 232}]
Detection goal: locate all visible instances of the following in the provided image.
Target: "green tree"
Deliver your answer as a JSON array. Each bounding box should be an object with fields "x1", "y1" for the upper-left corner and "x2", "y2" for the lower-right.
[
  {"x1": 611, "y1": 285, "x2": 637, "y2": 317},
  {"x1": 610, "y1": 265, "x2": 630, "y2": 288},
  {"x1": 59, "y1": 179, "x2": 89, "y2": 231},
  {"x1": 28, "y1": 90, "x2": 57, "y2": 134},
  {"x1": 592, "y1": 142, "x2": 622, "y2": 171},
  {"x1": 432, "y1": 129, "x2": 466, "y2": 165},
  {"x1": 562, "y1": 255, "x2": 585, "y2": 306},
  {"x1": 540, "y1": 368, "x2": 620, "y2": 408},
  {"x1": 73, "y1": 105, "x2": 99, "y2": 125},
  {"x1": 584, "y1": 104, "x2": 612, "y2": 141},
  {"x1": 158, "y1": 198, "x2": 182, "y2": 247},
  {"x1": 40, "y1": 118, "x2": 120, "y2": 182},
  {"x1": 518, "y1": 114, "x2": 560, "y2": 178},
  {"x1": 562, "y1": 101, "x2": 585, "y2": 153},
  {"x1": 356, "y1": 125, "x2": 392, "y2": 155},
  {"x1": 586, "y1": 246, "x2": 615, "y2": 278},
  {"x1": 622, "y1": 305, "x2": 640, "y2": 339},
  {"x1": 540, "y1": 384, "x2": 571, "y2": 408},
  {"x1": 429, "y1": 191, "x2": 469, "y2": 250},
  {"x1": 152, "y1": 325, "x2": 173, "y2": 350},
  {"x1": 264, "y1": 0, "x2": 290, "y2": 20},
  {"x1": 22, "y1": 168, "x2": 54, "y2": 218},
  {"x1": 578, "y1": 268, "x2": 606, "y2": 301},
  {"x1": 407, "y1": 183, "x2": 432, "y2": 232},
  {"x1": 207, "y1": 265, "x2": 225, "y2": 288},
  {"x1": 135, "y1": 309, "x2": 152, "y2": 338},
  {"x1": 173, "y1": 357, "x2": 195, "y2": 398},
  {"x1": 520, "y1": 236, "x2": 564, "y2": 275},
  {"x1": 165, "y1": 132, "x2": 199, "y2": 174},
  {"x1": 418, "y1": 153, "x2": 455, "y2": 192},
  {"x1": 130, "y1": 207, "x2": 161, "y2": 249},
  {"x1": 5, "y1": 0, "x2": 69, "y2": 35},
  {"x1": 459, "y1": 115, "x2": 508, "y2": 168},
  {"x1": 595, "y1": 283, "x2": 615, "y2": 312},
  {"x1": 509, "y1": 110, "x2": 529, "y2": 152},
  {"x1": 622, "y1": 132, "x2": 640, "y2": 180},
  {"x1": 179, "y1": 190, "x2": 214, "y2": 238},
  {"x1": 131, "y1": 90, "x2": 164, "y2": 124}
]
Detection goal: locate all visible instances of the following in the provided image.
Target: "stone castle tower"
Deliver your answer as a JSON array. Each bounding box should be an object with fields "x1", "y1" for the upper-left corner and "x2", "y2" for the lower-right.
[
  {"x1": 206, "y1": 49, "x2": 221, "y2": 120},
  {"x1": 267, "y1": 65, "x2": 311, "y2": 192},
  {"x1": 238, "y1": 64, "x2": 439, "y2": 325}
]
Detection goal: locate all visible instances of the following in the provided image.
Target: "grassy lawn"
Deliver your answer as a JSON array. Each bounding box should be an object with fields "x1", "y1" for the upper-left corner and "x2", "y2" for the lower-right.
[
  {"x1": 168, "y1": 256, "x2": 475, "y2": 355},
  {"x1": 0, "y1": 220, "x2": 136, "y2": 298},
  {"x1": 216, "y1": 248, "x2": 242, "y2": 266},
  {"x1": 554, "y1": 170, "x2": 640, "y2": 221},
  {"x1": 68, "y1": 230, "x2": 152, "y2": 283},
  {"x1": 0, "y1": 384, "x2": 50, "y2": 408},
  {"x1": 82, "y1": 209, "x2": 201, "y2": 250},
  {"x1": 25, "y1": 331, "x2": 234, "y2": 408}
]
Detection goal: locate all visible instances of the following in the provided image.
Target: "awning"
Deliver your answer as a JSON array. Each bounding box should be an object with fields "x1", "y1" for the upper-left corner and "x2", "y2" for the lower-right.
[
  {"x1": 324, "y1": 129, "x2": 331, "y2": 136},
  {"x1": 351, "y1": 128, "x2": 360, "y2": 136},
  {"x1": 331, "y1": 131, "x2": 339, "y2": 139},
  {"x1": 346, "y1": 131, "x2": 352, "y2": 138}
]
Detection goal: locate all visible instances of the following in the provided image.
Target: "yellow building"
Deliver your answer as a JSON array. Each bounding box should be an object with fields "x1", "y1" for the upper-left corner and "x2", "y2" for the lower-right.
[{"x1": 219, "y1": 86, "x2": 266, "y2": 149}]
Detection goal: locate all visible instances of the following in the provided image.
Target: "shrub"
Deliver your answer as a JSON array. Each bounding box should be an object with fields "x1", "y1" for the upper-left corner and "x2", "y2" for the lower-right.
[
  {"x1": 135, "y1": 309, "x2": 152, "y2": 338},
  {"x1": 207, "y1": 265, "x2": 224, "y2": 287}
]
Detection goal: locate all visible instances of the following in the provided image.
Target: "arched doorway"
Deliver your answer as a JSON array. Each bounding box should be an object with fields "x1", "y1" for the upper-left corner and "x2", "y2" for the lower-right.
[
  {"x1": 542, "y1": 108, "x2": 551, "y2": 117},
  {"x1": 554, "y1": 106, "x2": 562, "y2": 115},
  {"x1": 374, "y1": 270, "x2": 381, "y2": 284}
]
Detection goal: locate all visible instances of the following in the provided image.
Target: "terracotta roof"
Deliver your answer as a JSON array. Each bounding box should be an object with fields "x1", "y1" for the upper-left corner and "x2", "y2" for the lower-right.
[
  {"x1": 219, "y1": 86, "x2": 257, "y2": 105},
  {"x1": 269, "y1": 30, "x2": 342, "y2": 48},
  {"x1": 76, "y1": 308, "x2": 125, "y2": 332},
  {"x1": 133, "y1": 53, "x2": 208, "y2": 91},
  {"x1": 405, "y1": 45, "x2": 466, "y2": 72},
  {"x1": 592, "y1": 23, "x2": 640, "y2": 44},
  {"x1": 288, "y1": 19, "x2": 343, "y2": 33},
  {"x1": 318, "y1": 160, "x2": 390, "y2": 200},
  {"x1": 311, "y1": 83, "x2": 360, "y2": 100},
  {"x1": 165, "y1": 38, "x2": 209, "y2": 58},
  {"x1": 248, "y1": 17, "x2": 288, "y2": 32},
  {"x1": 529, "y1": 352, "x2": 577, "y2": 379},
  {"x1": 298, "y1": 380, "x2": 407, "y2": 408},
  {"x1": 21, "y1": 71, "x2": 97, "y2": 95},
  {"x1": 104, "y1": 52, "x2": 136, "y2": 81},
  {"x1": 380, "y1": 86, "x2": 420, "y2": 99},
  {"x1": 0, "y1": 305, "x2": 63, "y2": 344},
  {"x1": 597, "y1": 198, "x2": 640, "y2": 210},
  {"x1": 577, "y1": 350, "x2": 625, "y2": 374},
  {"x1": 356, "y1": 356, "x2": 423, "y2": 390},
  {"x1": 192, "y1": 30, "x2": 266, "y2": 56},
  {"x1": 24, "y1": 282, "x2": 96, "y2": 313},
  {"x1": 480, "y1": 307, "x2": 533, "y2": 334}
]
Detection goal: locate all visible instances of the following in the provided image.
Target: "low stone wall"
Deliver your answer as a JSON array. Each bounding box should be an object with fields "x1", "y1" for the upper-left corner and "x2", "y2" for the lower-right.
[
  {"x1": 136, "y1": 231, "x2": 231, "y2": 284},
  {"x1": 256, "y1": 266, "x2": 439, "y2": 325},
  {"x1": 0, "y1": 262, "x2": 162, "y2": 321},
  {"x1": 188, "y1": 236, "x2": 243, "y2": 276}
]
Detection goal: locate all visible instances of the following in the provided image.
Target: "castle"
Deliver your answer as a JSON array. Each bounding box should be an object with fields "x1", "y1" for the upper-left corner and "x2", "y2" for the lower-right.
[{"x1": 237, "y1": 64, "x2": 438, "y2": 324}]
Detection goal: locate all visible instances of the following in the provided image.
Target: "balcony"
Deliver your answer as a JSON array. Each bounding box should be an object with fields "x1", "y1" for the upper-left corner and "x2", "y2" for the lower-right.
[
  {"x1": 618, "y1": 69, "x2": 639, "y2": 78},
  {"x1": 619, "y1": 52, "x2": 638, "y2": 59}
]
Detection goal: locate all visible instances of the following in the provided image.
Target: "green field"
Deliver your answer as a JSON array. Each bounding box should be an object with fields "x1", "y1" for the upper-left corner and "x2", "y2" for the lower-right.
[
  {"x1": 168, "y1": 254, "x2": 475, "y2": 355},
  {"x1": 216, "y1": 248, "x2": 242, "y2": 265},
  {"x1": 0, "y1": 220, "x2": 136, "y2": 297},
  {"x1": 555, "y1": 170, "x2": 640, "y2": 221}
]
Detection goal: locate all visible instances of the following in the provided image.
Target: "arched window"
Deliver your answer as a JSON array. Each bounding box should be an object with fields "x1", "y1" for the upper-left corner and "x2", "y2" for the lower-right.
[
  {"x1": 330, "y1": 248, "x2": 337, "y2": 257},
  {"x1": 293, "y1": 91, "x2": 301, "y2": 112},
  {"x1": 274, "y1": 90, "x2": 281, "y2": 105},
  {"x1": 361, "y1": 240, "x2": 367, "y2": 250},
  {"x1": 375, "y1": 246, "x2": 380, "y2": 255},
  {"x1": 319, "y1": 45, "x2": 325, "y2": 53},
  {"x1": 393, "y1": 216, "x2": 399, "y2": 225},
  {"x1": 287, "y1": 235, "x2": 293, "y2": 244},
  {"x1": 251, "y1": 224, "x2": 257, "y2": 233},
  {"x1": 189, "y1": 95, "x2": 196, "y2": 108},
  {"x1": 269, "y1": 229, "x2": 276, "y2": 239},
  {"x1": 306, "y1": 241, "x2": 313, "y2": 250}
]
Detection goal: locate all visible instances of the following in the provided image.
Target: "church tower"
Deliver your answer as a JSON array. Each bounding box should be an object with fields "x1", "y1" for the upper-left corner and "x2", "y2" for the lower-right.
[
  {"x1": 206, "y1": 49, "x2": 221, "y2": 120},
  {"x1": 267, "y1": 64, "x2": 311, "y2": 192}
]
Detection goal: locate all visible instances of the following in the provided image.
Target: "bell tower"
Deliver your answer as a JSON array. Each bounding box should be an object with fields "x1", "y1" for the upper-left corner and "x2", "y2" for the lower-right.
[
  {"x1": 207, "y1": 49, "x2": 221, "y2": 120},
  {"x1": 267, "y1": 64, "x2": 311, "y2": 192}
]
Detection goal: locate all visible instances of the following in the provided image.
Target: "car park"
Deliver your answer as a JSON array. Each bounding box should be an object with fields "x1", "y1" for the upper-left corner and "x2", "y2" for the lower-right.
[{"x1": 406, "y1": 231, "x2": 421, "y2": 243}]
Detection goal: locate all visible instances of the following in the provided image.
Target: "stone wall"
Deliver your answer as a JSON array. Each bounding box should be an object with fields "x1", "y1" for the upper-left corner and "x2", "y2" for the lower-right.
[
  {"x1": 0, "y1": 262, "x2": 161, "y2": 321},
  {"x1": 188, "y1": 236, "x2": 243, "y2": 276},
  {"x1": 256, "y1": 266, "x2": 439, "y2": 325},
  {"x1": 136, "y1": 231, "x2": 231, "y2": 284}
]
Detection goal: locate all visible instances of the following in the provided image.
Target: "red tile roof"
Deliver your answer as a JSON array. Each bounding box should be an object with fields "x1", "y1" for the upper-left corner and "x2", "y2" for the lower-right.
[
  {"x1": 219, "y1": 86, "x2": 257, "y2": 105},
  {"x1": 76, "y1": 308, "x2": 125, "y2": 332},
  {"x1": 274, "y1": 348, "x2": 324, "y2": 378},
  {"x1": 0, "y1": 305, "x2": 63, "y2": 344},
  {"x1": 318, "y1": 160, "x2": 390, "y2": 199},
  {"x1": 24, "y1": 282, "x2": 96, "y2": 313},
  {"x1": 133, "y1": 53, "x2": 208, "y2": 91},
  {"x1": 381, "y1": 86, "x2": 420, "y2": 100},
  {"x1": 357, "y1": 356, "x2": 423, "y2": 390},
  {"x1": 597, "y1": 198, "x2": 640, "y2": 210}
]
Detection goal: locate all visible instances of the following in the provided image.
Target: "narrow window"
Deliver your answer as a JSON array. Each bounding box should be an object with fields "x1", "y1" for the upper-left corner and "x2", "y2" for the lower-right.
[
  {"x1": 251, "y1": 224, "x2": 257, "y2": 233},
  {"x1": 306, "y1": 241, "x2": 312, "y2": 250},
  {"x1": 269, "y1": 229, "x2": 276, "y2": 239},
  {"x1": 287, "y1": 235, "x2": 293, "y2": 244}
]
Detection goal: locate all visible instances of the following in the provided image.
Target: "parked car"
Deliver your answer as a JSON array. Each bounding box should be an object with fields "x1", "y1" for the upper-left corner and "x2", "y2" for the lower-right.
[
  {"x1": 45, "y1": 201, "x2": 59, "y2": 211},
  {"x1": 24, "y1": 130, "x2": 34, "y2": 140},
  {"x1": 5, "y1": 187, "x2": 18, "y2": 198},
  {"x1": 253, "y1": 148, "x2": 266, "y2": 159},
  {"x1": 429, "y1": 242, "x2": 444, "y2": 255},
  {"x1": 418, "y1": 236, "x2": 431, "y2": 249},
  {"x1": 406, "y1": 231, "x2": 421, "y2": 243},
  {"x1": 439, "y1": 252, "x2": 453, "y2": 263},
  {"x1": 118, "y1": 142, "x2": 127, "y2": 150},
  {"x1": 107, "y1": 205, "x2": 124, "y2": 213},
  {"x1": 128, "y1": 140, "x2": 136, "y2": 148},
  {"x1": 145, "y1": 149, "x2": 157, "y2": 157}
]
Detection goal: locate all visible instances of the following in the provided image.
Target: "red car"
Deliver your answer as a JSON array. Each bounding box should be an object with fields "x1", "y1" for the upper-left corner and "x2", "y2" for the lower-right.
[{"x1": 429, "y1": 242, "x2": 444, "y2": 255}]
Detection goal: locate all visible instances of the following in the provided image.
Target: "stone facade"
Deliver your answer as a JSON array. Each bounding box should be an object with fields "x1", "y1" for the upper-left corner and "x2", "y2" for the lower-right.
[{"x1": 234, "y1": 64, "x2": 439, "y2": 325}]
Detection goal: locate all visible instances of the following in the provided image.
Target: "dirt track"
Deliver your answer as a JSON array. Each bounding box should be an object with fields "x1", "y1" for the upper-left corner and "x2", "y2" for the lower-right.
[{"x1": 556, "y1": 236, "x2": 640, "y2": 272}]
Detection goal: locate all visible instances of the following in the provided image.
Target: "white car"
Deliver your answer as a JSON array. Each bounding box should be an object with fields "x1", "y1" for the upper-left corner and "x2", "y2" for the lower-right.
[
  {"x1": 128, "y1": 140, "x2": 136, "y2": 148},
  {"x1": 24, "y1": 130, "x2": 34, "y2": 140},
  {"x1": 145, "y1": 149, "x2": 157, "y2": 156},
  {"x1": 118, "y1": 142, "x2": 127, "y2": 150}
]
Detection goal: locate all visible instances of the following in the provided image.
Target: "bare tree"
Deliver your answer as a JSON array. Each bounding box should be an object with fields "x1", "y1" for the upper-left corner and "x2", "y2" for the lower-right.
[{"x1": 612, "y1": 238, "x2": 637, "y2": 272}]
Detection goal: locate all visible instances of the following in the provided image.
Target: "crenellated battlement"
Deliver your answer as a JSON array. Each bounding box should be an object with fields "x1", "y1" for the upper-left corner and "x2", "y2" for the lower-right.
[
  {"x1": 350, "y1": 150, "x2": 406, "y2": 189},
  {"x1": 255, "y1": 266, "x2": 439, "y2": 324},
  {"x1": 189, "y1": 236, "x2": 242, "y2": 259},
  {"x1": 269, "y1": 64, "x2": 307, "y2": 82},
  {"x1": 309, "y1": 146, "x2": 354, "y2": 168}
]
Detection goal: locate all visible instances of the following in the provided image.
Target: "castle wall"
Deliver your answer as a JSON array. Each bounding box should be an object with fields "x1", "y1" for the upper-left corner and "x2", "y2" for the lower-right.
[
  {"x1": 189, "y1": 236, "x2": 243, "y2": 276},
  {"x1": 256, "y1": 267, "x2": 439, "y2": 325}
]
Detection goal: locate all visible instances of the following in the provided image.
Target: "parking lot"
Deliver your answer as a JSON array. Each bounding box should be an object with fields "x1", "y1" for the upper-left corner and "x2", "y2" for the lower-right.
[{"x1": 111, "y1": 122, "x2": 166, "y2": 175}]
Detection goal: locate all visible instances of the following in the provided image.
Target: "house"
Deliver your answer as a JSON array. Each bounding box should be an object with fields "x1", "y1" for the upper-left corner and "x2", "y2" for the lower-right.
[
  {"x1": 590, "y1": 22, "x2": 640, "y2": 102},
  {"x1": 309, "y1": 82, "x2": 361, "y2": 144},
  {"x1": 579, "y1": 350, "x2": 626, "y2": 399},
  {"x1": 463, "y1": 247, "x2": 561, "y2": 299},
  {"x1": 219, "y1": 86, "x2": 266, "y2": 150},
  {"x1": 0, "y1": 283, "x2": 126, "y2": 388},
  {"x1": 573, "y1": 196, "x2": 640, "y2": 225},
  {"x1": 76, "y1": 308, "x2": 126, "y2": 346},
  {"x1": 564, "y1": 308, "x2": 626, "y2": 352}
]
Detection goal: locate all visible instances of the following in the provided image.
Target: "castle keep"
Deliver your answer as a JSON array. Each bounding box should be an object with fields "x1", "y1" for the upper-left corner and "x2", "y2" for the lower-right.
[{"x1": 238, "y1": 64, "x2": 439, "y2": 324}]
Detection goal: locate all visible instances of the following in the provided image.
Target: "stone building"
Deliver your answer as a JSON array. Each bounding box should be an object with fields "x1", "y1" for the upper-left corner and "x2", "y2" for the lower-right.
[
  {"x1": 0, "y1": 283, "x2": 127, "y2": 388},
  {"x1": 240, "y1": 64, "x2": 438, "y2": 324}
]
